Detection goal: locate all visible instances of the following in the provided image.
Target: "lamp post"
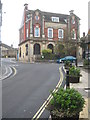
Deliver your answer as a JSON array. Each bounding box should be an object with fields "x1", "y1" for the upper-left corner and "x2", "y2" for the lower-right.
[
  {"x1": 0, "y1": 1, "x2": 2, "y2": 120},
  {"x1": 0, "y1": 0, "x2": 2, "y2": 77}
]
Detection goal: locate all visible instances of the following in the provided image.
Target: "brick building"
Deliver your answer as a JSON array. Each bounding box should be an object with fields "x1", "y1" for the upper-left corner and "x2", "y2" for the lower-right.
[{"x1": 19, "y1": 3, "x2": 80, "y2": 62}]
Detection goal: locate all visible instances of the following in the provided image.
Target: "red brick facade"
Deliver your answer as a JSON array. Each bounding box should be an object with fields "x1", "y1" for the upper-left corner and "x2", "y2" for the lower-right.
[{"x1": 19, "y1": 4, "x2": 80, "y2": 62}]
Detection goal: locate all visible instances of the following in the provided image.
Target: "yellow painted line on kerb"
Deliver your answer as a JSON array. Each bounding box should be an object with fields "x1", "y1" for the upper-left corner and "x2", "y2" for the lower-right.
[{"x1": 32, "y1": 67, "x2": 64, "y2": 120}]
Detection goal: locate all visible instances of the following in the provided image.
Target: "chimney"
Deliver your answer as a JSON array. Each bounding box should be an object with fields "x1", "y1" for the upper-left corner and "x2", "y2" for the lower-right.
[
  {"x1": 11, "y1": 44, "x2": 13, "y2": 48},
  {"x1": 24, "y1": 3, "x2": 28, "y2": 10},
  {"x1": 69, "y1": 10, "x2": 74, "y2": 15},
  {"x1": 83, "y1": 32, "x2": 85, "y2": 37}
]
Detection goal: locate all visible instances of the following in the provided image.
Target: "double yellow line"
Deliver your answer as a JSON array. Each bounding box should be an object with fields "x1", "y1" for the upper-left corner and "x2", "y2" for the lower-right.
[
  {"x1": 32, "y1": 67, "x2": 64, "y2": 120},
  {"x1": 10, "y1": 66, "x2": 17, "y2": 77}
]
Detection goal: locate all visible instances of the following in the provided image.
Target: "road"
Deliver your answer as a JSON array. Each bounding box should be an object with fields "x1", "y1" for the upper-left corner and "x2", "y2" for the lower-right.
[{"x1": 2, "y1": 59, "x2": 63, "y2": 119}]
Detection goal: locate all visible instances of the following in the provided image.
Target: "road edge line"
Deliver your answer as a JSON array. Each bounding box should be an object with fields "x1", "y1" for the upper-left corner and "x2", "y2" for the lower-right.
[{"x1": 32, "y1": 66, "x2": 64, "y2": 120}]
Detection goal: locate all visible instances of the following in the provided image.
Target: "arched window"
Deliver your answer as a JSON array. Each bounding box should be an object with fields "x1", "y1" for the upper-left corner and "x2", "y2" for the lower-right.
[
  {"x1": 34, "y1": 43, "x2": 40, "y2": 55},
  {"x1": 25, "y1": 44, "x2": 28, "y2": 56},
  {"x1": 58, "y1": 29, "x2": 64, "y2": 38},
  {"x1": 19, "y1": 47, "x2": 21, "y2": 57},
  {"x1": 48, "y1": 44, "x2": 54, "y2": 53},
  {"x1": 48, "y1": 28, "x2": 53, "y2": 38}
]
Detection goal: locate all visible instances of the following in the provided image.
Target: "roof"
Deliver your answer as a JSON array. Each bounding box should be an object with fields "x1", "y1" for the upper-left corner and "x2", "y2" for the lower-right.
[
  {"x1": 1, "y1": 43, "x2": 17, "y2": 50},
  {"x1": 28, "y1": 9, "x2": 69, "y2": 23},
  {"x1": 28, "y1": 9, "x2": 80, "y2": 20},
  {"x1": 20, "y1": 8, "x2": 80, "y2": 28}
]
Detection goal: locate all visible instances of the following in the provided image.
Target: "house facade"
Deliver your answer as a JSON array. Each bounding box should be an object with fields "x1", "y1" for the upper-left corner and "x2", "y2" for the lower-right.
[
  {"x1": 19, "y1": 3, "x2": 80, "y2": 62},
  {"x1": 1, "y1": 43, "x2": 17, "y2": 58}
]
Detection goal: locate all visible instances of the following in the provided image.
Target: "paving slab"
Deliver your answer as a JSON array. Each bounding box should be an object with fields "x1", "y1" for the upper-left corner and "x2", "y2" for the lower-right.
[{"x1": 70, "y1": 68, "x2": 89, "y2": 120}]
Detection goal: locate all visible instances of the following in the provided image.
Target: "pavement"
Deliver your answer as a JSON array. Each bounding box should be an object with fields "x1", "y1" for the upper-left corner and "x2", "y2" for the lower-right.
[
  {"x1": 63, "y1": 61, "x2": 90, "y2": 120},
  {"x1": 70, "y1": 68, "x2": 89, "y2": 120}
]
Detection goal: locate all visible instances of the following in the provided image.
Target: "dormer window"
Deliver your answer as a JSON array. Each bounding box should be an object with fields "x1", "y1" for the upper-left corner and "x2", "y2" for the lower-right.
[
  {"x1": 52, "y1": 17, "x2": 59, "y2": 22},
  {"x1": 64, "y1": 19, "x2": 67, "y2": 23}
]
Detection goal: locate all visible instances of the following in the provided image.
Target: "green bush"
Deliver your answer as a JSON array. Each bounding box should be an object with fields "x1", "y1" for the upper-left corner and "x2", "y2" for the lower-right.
[
  {"x1": 83, "y1": 59, "x2": 89, "y2": 66},
  {"x1": 69, "y1": 66, "x2": 81, "y2": 77},
  {"x1": 47, "y1": 88, "x2": 85, "y2": 117},
  {"x1": 42, "y1": 49, "x2": 52, "y2": 59},
  {"x1": 64, "y1": 61, "x2": 72, "y2": 67}
]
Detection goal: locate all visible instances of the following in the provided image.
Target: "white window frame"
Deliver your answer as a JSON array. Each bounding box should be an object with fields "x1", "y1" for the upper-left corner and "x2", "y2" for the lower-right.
[
  {"x1": 72, "y1": 29, "x2": 76, "y2": 39},
  {"x1": 58, "y1": 29, "x2": 64, "y2": 38},
  {"x1": 48, "y1": 28, "x2": 53, "y2": 38},
  {"x1": 52, "y1": 17, "x2": 59, "y2": 22},
  {"x1": 26, "y1": 28, "x2": 28, "y2": 38},
  {"x1": 34, "y1": 26, "x2": 40, "y2": 37}
]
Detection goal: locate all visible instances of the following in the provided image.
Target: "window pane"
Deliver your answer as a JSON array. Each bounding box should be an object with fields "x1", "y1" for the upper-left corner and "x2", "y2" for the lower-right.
[
  {"x1": 48, "y1": 28, "x2": 53, "y2": 38},
  {"x1": 72, "y1": 29, "x2": 76, "y2": 39},
  {"x1": 26, "y1": 44, "x2": 28, "y2": 56},
  {"x1": 35, "y1": 27, "x2": 39, "y2": 37},
  {"x1": 58, "y1": 29, "x2": 63, "y2": 38},
  {"x1": 49, "y1": 29, "x2": 52, "y2": 38},
  {"x1": 27, "y1": 29, "x2": 28, "y2": 38},
  {"x1": 52, "y1": 17, "x2": 59, "y2": 22}
]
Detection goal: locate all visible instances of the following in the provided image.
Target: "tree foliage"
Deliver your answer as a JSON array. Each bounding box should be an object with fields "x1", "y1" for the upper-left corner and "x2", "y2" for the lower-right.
[
  {"x1": 55, "y1": 41, "x2": 76, "y2": 58},
  {"x1": 55, "y1": 42, "x2": 65, "y2": 58}
]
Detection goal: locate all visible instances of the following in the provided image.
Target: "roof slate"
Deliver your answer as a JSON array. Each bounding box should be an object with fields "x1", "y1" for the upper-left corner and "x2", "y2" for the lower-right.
[{"x1": 20, "y1": 9, "x2": 80, "y2": 28}]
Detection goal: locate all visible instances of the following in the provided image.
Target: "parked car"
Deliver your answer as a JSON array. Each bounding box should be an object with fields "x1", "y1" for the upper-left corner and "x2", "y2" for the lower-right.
[
  {"x1": 56, "y1": 58, "x2": 63, "y2": 63},
  {"x1": 56, "y1": 57, "x2": 65, "y2": 63},
  {"x1": 56, "y1": 56, "x2": 76, "y2": 63}
]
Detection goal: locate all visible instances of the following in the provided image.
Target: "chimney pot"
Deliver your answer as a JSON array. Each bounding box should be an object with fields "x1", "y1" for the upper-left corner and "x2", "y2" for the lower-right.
[
  {"x1": 24, "y1": 3, "x2": 28, "y2": 10},
  {"x1": 69, "y1": 10, "x2": 74, "y2": 15}
]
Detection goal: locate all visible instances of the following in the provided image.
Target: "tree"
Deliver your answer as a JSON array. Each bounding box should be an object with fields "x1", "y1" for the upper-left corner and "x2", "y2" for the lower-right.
[
  {"x1": 80, "y1": 36, "x2": 87, "y2": 59},
  {"x1": 63, "y1": 40, "x2": 76, "y2": 56},
  {"x1": 54, "y1": 42, "x2": 65, "y2": 58}
]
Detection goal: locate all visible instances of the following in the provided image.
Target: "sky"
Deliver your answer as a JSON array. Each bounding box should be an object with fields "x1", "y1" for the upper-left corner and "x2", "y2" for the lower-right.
[{"x1": 1, "y1": 0, "x2": 89, "y2": 48}]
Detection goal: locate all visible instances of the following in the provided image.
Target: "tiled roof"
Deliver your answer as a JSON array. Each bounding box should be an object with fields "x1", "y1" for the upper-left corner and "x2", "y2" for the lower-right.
[
  {"x1": 20, "y1": 9, "x2": 80, "y2": 28},
  {"x1": 27, "y1": 9, "x2": 69, "y2": 23},
  {"x1": 1, "y1": 43, "x2": 17, "y2": 50}
]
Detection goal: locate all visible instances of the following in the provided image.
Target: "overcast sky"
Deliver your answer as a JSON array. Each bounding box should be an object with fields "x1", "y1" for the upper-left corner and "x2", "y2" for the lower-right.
[{"x1": 1, "y1": 0, "x2": 89, "y2": 48}]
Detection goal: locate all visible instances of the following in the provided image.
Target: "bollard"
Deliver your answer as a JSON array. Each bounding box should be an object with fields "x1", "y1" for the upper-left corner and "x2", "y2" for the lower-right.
[{"x1": 66, "y1": 70, "x2": 70, "y2": 89}]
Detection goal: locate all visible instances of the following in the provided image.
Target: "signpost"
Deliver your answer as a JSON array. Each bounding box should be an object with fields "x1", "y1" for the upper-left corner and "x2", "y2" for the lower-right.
[
  {"x1": 0, "y1": 0, "x2": 2, "y2": 70},
  {"x1": 0, "y1": 1, "x2": 2, "y2": 120}
]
